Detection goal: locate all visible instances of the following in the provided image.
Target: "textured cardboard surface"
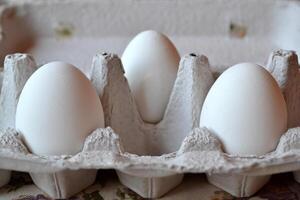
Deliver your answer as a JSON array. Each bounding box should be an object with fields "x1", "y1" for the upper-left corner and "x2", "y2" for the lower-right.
[
  {"x1": 0, "y1": 0, "x2": 300, "y2": 198},
  {"x1": 207, "y1": 174, "x2": 271, "y2": 197},
  {"x1": 1, "y1": 51, "x2": 299, "y2": 173},
  {"x1": 0, "y1": 54, "x2": 37, "y2": 131},
  {"x1": 30, "y1": 170, "x2": 97, "y2": 199},
  {"x1": 0, "y1": 50, "x2": 300, "y2": 197},
  {"x1": 1, "y1": 172, "x2": 299, "y2": 200}
]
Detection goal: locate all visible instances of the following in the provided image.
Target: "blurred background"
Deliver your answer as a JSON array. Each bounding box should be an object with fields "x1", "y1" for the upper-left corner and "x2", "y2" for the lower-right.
[{"x1": 0, "y1": 0, "x2": 299, "y2": 75}]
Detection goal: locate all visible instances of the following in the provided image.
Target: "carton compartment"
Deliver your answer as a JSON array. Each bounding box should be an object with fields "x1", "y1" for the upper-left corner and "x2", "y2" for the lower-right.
[
  {"x1": 30, "y1": 170, "x2": 97, "y2": 199},
  {"x1": 0, "y1": 50, "x2": 300, "y2": 198},
  {"x1": 0, "y1": 0, "x2": 300, "y2": 198}
]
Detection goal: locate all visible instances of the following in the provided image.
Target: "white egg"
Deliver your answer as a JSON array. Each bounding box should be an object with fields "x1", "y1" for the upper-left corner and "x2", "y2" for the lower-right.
[
  {"x1": 200, "y1": 63, "x2": 287, "y2": 156},
  {"x1": 15, "y1": 62, "x2": 104, "y2": 156},
  {"x1": 122, "y1": 30, "x2": 180, "y2": 123}
]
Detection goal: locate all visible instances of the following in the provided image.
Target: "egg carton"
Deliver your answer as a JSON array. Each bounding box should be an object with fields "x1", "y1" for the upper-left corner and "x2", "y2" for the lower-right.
[{"x1": 0, "y1": 50, "x2": 300, "y2": 199}]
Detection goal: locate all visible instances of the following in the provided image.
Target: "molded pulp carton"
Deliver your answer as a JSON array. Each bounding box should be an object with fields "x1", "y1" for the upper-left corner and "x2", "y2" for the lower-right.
[{"x1": 0, "y1": 0, "x2": 300, "y2": 198}]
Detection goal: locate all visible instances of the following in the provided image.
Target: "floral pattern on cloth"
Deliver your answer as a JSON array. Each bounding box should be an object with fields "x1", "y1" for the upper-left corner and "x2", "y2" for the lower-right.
[{"x1": 2, "y1": 172, "x2": 300, "y2": 200}]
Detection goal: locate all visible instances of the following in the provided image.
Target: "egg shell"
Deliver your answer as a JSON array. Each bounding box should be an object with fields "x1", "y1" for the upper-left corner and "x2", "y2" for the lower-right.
[
  {"x1": 122, "y1": 30, "x2": 180, "y2": 123},
  {"x1": 15, "y1": 62, "x2": 104, "y2": 156},
  {"x1": 200, "y1": 63, "x2": 287, "y2": 156}
]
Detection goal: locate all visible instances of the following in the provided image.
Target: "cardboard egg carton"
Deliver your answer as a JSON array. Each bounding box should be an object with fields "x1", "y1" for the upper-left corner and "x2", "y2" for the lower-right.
[{"x1": 0, "y1": 50, "x2": 300, "y2": 198}]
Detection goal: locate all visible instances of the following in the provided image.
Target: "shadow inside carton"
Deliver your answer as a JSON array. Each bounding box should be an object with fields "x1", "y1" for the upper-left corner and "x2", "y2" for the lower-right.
[{"x1": 91, "y1": 53, "x2": 214, "y2": 157}]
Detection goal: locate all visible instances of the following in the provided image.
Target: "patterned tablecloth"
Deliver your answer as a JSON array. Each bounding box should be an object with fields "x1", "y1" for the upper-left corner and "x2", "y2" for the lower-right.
[{"x1": 0, "y1": 171, "x2": 299, "y2": 200}]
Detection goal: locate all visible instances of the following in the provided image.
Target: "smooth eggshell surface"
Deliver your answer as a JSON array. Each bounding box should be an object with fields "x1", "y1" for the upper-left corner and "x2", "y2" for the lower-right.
[
  {"x1": 122, "y1": 30, "x2": 180, "y2": 123},
  {"x1": 15, "y1": 62, "x2": 104, "y2": 156},
  {"x1": 200, "y1": 63, "x2": 287, "y2": 156}
]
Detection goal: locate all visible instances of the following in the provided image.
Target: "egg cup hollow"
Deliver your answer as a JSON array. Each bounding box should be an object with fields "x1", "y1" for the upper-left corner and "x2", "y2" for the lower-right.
[
  {"x1": 0, "y1": 54, "x2": 37, "y2": 188},
  {"x1": 1, "y1": 0, "x2": 300, "y2": 197},
  {"x1": 93, "y1": 50, "x2": 300, "y2": 198},
  {"x1": 1, "y1": 50, "x2": 300, "y2": 198},
  {"x1": 30, "y1": 169, "x2": 97, "y2": 199},
  {"x1": 0, "y1": 54, "x2": 99, "y2": 198},
  {"x1": 90, "y1": 52, "x2": 214, "y2": 198},
  {"x1": 116, "y1": 170, "x2": 184, "y2": 198},
  {"x1": 207, "y1": 173, "x2": 270, "y2": 197}
]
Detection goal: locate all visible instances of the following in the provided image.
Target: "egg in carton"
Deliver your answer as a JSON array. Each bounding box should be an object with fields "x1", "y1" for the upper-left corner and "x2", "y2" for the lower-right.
[{"x1": 0, "y1": 50, "x2": 300, "y2": 199}]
